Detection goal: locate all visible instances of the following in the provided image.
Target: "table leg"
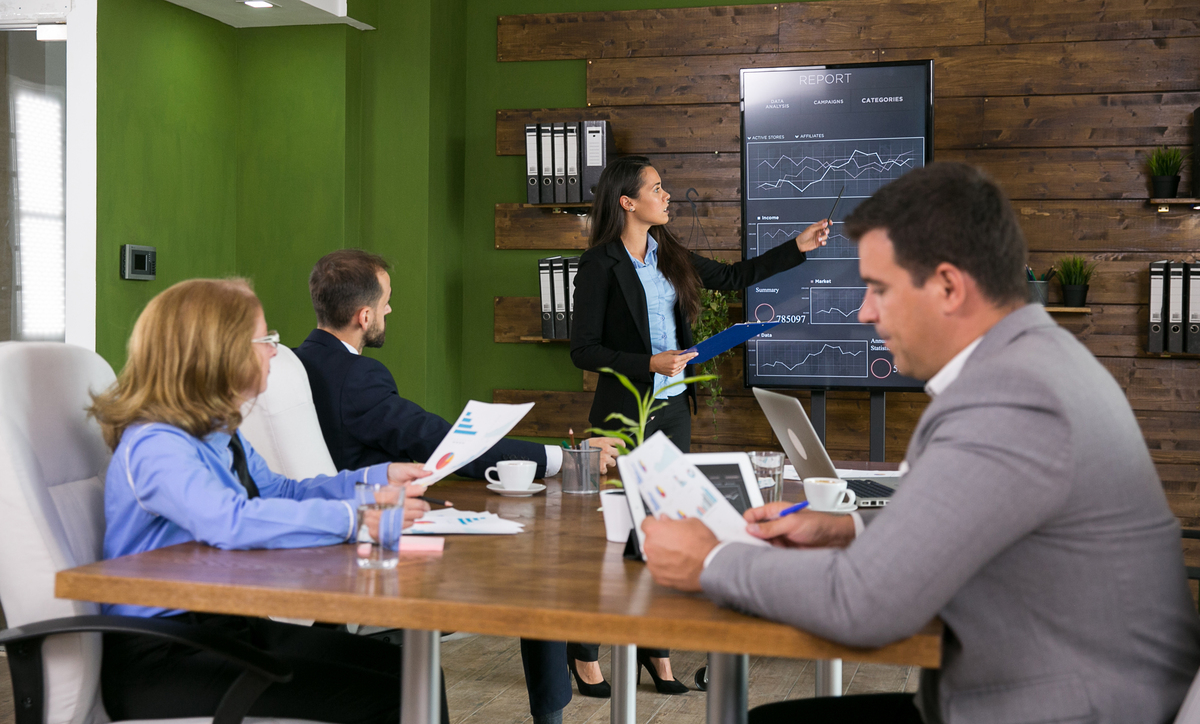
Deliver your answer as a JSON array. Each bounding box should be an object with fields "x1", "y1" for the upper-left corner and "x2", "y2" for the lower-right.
[
  {"x1": 401, "y1": 629, "x2": 442, "y2": 724},
  {"x1": 815, "y1": 659, "x2": 842, "y2": 697},
  {"x1": 706, "y1": 652, "x2": 748, "y2": 724},
  {"x1": 610, "y1": 644, "x2": 637, "y2": 724}
]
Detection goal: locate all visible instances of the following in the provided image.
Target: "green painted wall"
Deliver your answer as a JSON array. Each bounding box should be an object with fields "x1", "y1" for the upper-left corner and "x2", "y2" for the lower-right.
[
  {"x1": 356, "y1": 0, "x2": 466, "y2": 419},
  {"x1": 234, "y1": 25, "x2": 356, "y2": 350},
  {"x1": 96, "y1": 0, "x2": 237, "y2": 369}
]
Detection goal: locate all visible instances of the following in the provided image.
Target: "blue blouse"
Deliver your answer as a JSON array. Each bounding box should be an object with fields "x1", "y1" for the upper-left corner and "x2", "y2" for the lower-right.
[
  {"x1": 103, "y1": 421, "x2": 389, "y2": 617},
  {"x1": 627, "y1": 234, "x2": 685, "y2": 400}
]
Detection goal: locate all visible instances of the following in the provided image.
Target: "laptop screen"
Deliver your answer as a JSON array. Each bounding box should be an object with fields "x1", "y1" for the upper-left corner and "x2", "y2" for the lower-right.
[{"x1": 697, "y1": 463, "x2": 754, "y2": 515}]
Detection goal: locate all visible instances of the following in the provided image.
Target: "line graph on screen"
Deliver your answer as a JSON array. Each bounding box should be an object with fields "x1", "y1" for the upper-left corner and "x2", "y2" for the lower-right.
[
  {"x1": 747, "y1": 137, "x2": 924, "y2": 200},
  {"x1": 809, "y1": 287, "x2": 869, "y2": 325},
  {"x1": 753, "y1": 339, "x2": 868, "y2": 378}
]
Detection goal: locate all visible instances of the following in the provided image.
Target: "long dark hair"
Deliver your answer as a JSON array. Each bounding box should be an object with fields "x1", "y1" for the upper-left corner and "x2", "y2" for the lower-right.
[{"x1": 588, "y1": 155, "x2": 702, "y2": 323}]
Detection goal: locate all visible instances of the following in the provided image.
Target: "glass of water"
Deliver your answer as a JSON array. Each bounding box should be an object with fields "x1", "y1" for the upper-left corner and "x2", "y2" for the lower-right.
[
  {"x1": 355, "y1": 483, "x2": 405, "y2": 569},
  {"x1": 750, "y1": 451, "x2": 785, "y2": 504}
]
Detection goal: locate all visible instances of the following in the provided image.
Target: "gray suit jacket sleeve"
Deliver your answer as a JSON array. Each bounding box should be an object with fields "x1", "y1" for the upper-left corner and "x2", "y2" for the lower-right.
[{"x1": 700, "y1": 367, "x2": 1074, "y2": 648}]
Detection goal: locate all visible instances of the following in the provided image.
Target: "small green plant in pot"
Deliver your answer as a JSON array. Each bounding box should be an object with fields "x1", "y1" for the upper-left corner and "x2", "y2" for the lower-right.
[
  {"x1": 1147, "y1": 146, "x2": 1187, "y2": 199},
  {"x1": 587, "y1": 367, "x2": 716, "y2": 538},
  {"x1": 1056, "y1": 255, "x2": 1097, "y2": 308},
  {"x1": 586, "y1": 366, "x2": 717, "y2": 454}
]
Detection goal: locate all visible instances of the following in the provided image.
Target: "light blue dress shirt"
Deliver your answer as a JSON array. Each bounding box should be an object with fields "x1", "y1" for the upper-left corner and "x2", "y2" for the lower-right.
[
  {"x1": 102, "y1": 421, "x2": 389, "y2": 617},
  {"x1": 627, "y1": 234, "x2": 685, "y2": 400}
]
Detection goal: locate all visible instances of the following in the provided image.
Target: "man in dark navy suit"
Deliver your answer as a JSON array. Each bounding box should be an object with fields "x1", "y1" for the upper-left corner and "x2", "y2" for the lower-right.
[
  {"x1": 295, "y1": 249, "x2": 616, "y2": 724},
  {"x1": 296, "y1": 250, "x2": 563, "y2": 478}
]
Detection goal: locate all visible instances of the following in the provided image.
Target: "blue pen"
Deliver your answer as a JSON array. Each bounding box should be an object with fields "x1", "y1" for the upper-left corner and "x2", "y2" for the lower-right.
[{"x1": 776, "y1": 501, "x2": 809, "y2": 518}]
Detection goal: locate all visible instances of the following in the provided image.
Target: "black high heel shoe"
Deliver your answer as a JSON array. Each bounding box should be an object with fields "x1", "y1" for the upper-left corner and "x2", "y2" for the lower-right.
[
  {"x1": 637, "y1": 651, "x2": 689, "y2": 695},
  {"x1": 568, "y1": 657, "x2": 611, "y2": 698}
]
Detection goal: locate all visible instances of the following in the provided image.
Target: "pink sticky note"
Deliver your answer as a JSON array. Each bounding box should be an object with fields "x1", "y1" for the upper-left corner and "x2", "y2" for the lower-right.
[{"x1": 400, "y1": 536, "x2": 445, "y2": 552}]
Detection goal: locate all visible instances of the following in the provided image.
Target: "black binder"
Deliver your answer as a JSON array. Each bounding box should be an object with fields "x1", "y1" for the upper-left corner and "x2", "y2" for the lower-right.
[
  {"x1": 525, "y1": 124, "x2": 539, "y2": 205},
  {"x1": 551, "y1": 256, "x2": 569, "y2": 339},
  {"x1": 1169, "y1": 262, "x2": 1185, "y2": 353},
  {"x1": 566, "y1": 123, "x2": 581, "y2": 203},
  {"x1": 1187, "y1": 263, "x2": 1200, "y2": 354},
  {"x1": 582, "y1": 120, "x2": 614, "y2": 202},
  {"x1": 1149, "y1": 261, "x2": 1166, "y2": 354},
  {"x1": 538, "y1": 124, "x2": 554, "y2": 204},
  {"x1": 566, "y1": 256, "x2": 580, "y2": 336},
  {"x1": 553, "y1": 123, "x2": 567, "y2": 204},
  {"x1": 538, "y1": 257, "x2": 555, "y2": 339}
]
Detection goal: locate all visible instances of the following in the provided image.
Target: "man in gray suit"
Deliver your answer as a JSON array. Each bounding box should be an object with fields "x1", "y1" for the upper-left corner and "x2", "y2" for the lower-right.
[{"x1": 641, "y1": 162, "x2": 1200, "y2": 723}]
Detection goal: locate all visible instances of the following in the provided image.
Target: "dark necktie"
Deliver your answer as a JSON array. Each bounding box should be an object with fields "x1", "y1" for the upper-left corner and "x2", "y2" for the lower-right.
[{"x1": 228, "y1": 434, "x2": 261, "y2": 499}]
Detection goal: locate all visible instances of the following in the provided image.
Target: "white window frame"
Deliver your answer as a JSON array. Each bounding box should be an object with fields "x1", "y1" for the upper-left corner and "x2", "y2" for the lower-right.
[{"x1": 65, "y1": 0, "x2": 97, "y2": 350}]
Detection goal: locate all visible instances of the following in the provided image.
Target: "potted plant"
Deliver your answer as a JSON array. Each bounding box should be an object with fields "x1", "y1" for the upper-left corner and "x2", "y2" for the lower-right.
[
  {"x1": 1056, "y1": 255, "x2": 1097, "y2": 308},
  {"x1": 1147, "y1": 146, "x2": 1186, "y2": 199},
  {"x1": 588, "y1": 366, "x2": 716, "y2": 542}
]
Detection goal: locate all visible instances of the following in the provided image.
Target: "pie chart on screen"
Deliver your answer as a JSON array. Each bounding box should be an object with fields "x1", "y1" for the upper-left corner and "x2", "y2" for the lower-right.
[{"x1": 436, "y1": 453, "x2": 455, "y2": 469}]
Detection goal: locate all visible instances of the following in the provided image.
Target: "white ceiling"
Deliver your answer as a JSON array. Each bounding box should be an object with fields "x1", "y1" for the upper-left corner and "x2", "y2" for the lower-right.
[{"x1": 164, "y1": 0, "x2": 373, "y2": 30}]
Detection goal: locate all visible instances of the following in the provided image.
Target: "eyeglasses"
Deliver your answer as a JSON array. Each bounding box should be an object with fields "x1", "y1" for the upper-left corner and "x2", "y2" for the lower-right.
[{"x1": 252, "y1": 330, "x2": 280, "y2": 349}]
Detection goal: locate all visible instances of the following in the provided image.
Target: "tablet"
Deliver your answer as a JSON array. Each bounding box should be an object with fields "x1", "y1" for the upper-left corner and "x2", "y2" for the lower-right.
[{"x1": 619, "y1": 451, "x2": 765, "y2": 561}]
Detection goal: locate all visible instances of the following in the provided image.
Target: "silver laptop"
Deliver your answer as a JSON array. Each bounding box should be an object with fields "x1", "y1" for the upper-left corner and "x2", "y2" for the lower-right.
[{"x1": 752, "y1": 387, "x2": 901, "y2": 507}]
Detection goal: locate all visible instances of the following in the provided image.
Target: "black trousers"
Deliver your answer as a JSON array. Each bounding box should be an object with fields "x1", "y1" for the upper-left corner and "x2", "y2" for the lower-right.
[
  {"x1": 749, "y1": 693, "x2": 923, "y2": 723},
  {"x1": 567, "y1": 395, "x2": 690, "y2": 666},
  {"x1": 102, "y1": 613, "x2": 450, "y2": 724},
  {"x1": 646, "y1": 392, "x2": 691, "y2": 453},
  {"x1": 521, "y1": 638, "x2": 572, "y2": 716}
]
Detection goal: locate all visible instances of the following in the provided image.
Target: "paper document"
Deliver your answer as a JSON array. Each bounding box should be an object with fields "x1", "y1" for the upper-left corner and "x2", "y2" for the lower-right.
[
  {"x1": 686, "y1": 322, "x2": 780, "y2": 365},
  {"x1": 420, "y1": 400, "x2": 534, "y2": 484},
  {"x1": 784, "y1": 464, "x2": 903, "y2": 481},
  {"x1": 406, "y1": 508, "x2": 525, "y2": 536},
  {"x1": 623, "y1": 432, "x2": 768, "y2": 547}
]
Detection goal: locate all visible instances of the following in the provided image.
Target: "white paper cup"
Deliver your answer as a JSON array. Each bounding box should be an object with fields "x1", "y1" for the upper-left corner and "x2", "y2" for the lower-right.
[
  {"x1": 802, "y1": 477, "x2": 856, "y2": 512},
  {"x1": 486, "y1": 459, "x2": 537, "y2": 490},
  {"x1": 600, "y1": 489, "x2": 633, "y2": 543}
]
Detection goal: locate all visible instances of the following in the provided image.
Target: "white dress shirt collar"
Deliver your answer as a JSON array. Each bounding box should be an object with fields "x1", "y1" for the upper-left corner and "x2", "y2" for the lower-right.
[
  {"x1": 341, "y1": 339, "x2": 359, "y2": 356},
  {"x1": 923, "y1": 337, "x2": 983, "y2": 398}
]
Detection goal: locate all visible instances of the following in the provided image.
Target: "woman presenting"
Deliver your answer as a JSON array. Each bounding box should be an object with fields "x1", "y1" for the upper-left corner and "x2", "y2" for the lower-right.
[{"x1": 567, "y1": 156, "x2": 827, "y2": 695}]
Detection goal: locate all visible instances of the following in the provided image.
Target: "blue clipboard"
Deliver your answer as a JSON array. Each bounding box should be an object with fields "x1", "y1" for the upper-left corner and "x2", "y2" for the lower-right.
[{"x1": 686, "y1": 321, "x2": 781, "y2": 365}]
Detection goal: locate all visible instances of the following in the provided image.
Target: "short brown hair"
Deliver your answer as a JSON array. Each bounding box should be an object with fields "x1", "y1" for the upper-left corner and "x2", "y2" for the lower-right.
[
  {"x1": 844, "y1": 162, "x2": 1028, "y2": 305},
  {"x1": 309, "y1": 249, "x2": 392, "y2": 329},
  {"x1": 89, "y1": 278, "x2": 263, "y2": 450}
]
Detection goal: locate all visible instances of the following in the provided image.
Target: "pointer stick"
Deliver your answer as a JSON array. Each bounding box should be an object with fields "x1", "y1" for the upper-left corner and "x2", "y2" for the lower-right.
[{"x1": 827, "y1": 185, "x2": 845, "y2": 224}]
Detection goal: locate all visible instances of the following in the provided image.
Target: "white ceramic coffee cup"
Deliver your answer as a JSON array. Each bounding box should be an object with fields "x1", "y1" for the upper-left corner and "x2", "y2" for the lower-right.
[
  {"x1": 802, "y1": 477, "x2": 857, "y2": 511},
  {"x1": 485, "y1": 460, "x2": 537, "y2": 490}
]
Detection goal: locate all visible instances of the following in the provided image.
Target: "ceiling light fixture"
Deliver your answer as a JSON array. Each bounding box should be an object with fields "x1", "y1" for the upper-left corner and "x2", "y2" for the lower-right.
[{"x1": 243, "y1": 1, "x2": 274, "y2": 7}]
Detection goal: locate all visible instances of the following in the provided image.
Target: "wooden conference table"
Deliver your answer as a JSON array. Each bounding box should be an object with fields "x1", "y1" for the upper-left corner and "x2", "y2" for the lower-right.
[{"x1": 56, "y1": 475, "x2": 940, "y2": 724}]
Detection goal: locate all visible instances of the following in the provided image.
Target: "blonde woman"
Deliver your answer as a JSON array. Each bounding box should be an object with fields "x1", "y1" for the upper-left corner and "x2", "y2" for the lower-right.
[{"x1": 90, "y1": 278, "x2": 443, "y2": 724}]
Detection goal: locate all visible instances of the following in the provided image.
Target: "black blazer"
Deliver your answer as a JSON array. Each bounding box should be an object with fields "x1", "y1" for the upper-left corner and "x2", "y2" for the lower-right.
[
  {"x1": 295, "y1": 329, "x2": 547, "y2": 479},
  {"x1": 570, "y1": 237, "x2": 806, "y2": 428}
]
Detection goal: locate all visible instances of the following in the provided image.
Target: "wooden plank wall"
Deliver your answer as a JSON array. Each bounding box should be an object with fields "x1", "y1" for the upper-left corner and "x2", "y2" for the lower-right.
[{"x1": 492, "y1": 0, "x2": 1200, "y2": 524}]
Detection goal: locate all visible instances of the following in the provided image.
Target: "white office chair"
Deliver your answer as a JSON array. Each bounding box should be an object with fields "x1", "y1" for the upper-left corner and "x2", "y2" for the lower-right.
[
  {"x1": 0, "y1": 342, "x2": 325, "y2": 724},
  {"x1": 239, "y1": 345, "x2": 337, "y2": 480}
]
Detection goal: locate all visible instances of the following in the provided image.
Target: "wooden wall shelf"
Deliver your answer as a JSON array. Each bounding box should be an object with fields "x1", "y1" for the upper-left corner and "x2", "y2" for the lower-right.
[
  {"x1": 1045, "y1": 307, "x2": 1091, "y2": 314},
  {"x1": 1151, "y1": 198, "x2": 1200, "y2": 212}
]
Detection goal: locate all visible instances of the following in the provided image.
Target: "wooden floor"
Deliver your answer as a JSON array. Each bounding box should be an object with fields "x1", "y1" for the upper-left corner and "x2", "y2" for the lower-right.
[
  {"x1": 441, "y1": 636, "x2": 918, "y2": 723},
  {"x1": 0, "y1": 635, "x2": 918, "y2": 724}
]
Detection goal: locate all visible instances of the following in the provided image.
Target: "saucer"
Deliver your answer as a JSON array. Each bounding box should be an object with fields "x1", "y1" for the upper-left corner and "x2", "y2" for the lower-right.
[
  {"x1": 811, "y1": 502, "x2": 857, "y2": 515},
  {"x1": 487, "y1": 483, "x2": 545, "y2": 497}
]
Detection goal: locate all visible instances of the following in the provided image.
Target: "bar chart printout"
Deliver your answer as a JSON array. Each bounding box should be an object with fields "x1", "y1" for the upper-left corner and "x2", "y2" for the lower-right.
[{"x1": 741, "y1": 61, "x2": 931, "y2": 390}]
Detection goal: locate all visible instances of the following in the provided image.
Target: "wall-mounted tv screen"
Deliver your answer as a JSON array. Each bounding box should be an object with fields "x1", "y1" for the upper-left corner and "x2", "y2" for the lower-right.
[{"x1": 740, "y1": 60, "x2": 933, "y2": 391}]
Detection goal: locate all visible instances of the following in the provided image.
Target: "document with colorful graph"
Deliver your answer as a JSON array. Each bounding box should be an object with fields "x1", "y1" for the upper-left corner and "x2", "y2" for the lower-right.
[
  {"x1": 622, "y1": 432, "x2": 768, "y2": 547},
  {"x1": 419, "y1": 400, "x2": 535, "y2": 484}
]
